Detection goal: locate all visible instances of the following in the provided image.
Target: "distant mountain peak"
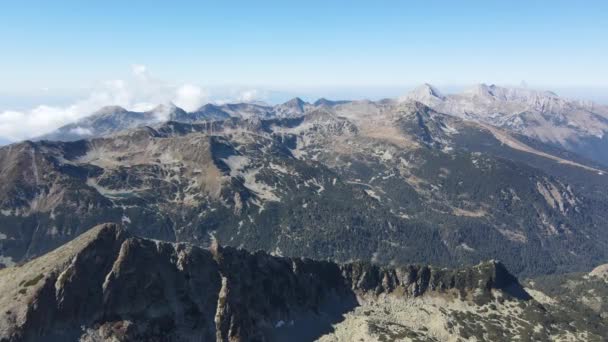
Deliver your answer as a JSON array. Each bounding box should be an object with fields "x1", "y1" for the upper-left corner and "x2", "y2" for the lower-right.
[
  {"x1": 417, "y1": 83, "x2": 445, "y2": 98},
  {"x1": 148, "y1": 102, "x2": 187, "y2": 121},
  {"x1": 274, "y1": 97, "x2": 310, "y2": 117},
  {"x1": 150, "y1": 102, "x2": 178, "y2": 112},
  {"x1": 313, "y1": 98, "x2": 331, "y2": 106},
  {"x1": 283, "y1": 97, "x2": 307, "y2": 108},
  {"x1": 313, "y1": 98, "x2": 349, "y2": 107},
  {"x1": 463, "y1": 83, "x2": 561, "y2": 102},
  {"x1": 463, "y1": 83, "x2": 493, "y2": 97},
  {"x1": 193, "y1": 103, "x2": 223, "y2": 112},
  {"x1": 92, "y1": 105, "x2": 129, "y2": 116},
  {"x1": 400, "y1": 83, "x2": 445, "y2": 105}
]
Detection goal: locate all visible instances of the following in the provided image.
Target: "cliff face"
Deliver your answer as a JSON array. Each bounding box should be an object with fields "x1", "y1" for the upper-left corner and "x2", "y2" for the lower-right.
[{"x1": 0, "y1": 223, "x2": 530, "y2": 342}]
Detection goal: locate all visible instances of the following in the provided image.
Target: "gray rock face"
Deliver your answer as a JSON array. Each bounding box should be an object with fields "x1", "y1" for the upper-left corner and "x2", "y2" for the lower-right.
[
  {"x1": 0, "y1": 223, "x2": 530, "y2": 342},
  {"x1": 402, "y1": 83, "x2": 608, "y2": 165}
]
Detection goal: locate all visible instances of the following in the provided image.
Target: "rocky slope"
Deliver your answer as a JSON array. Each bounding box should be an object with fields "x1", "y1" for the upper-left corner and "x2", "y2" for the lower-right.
[
  {"x1": 403, "y1": 83, "x2": 608, "y2": 166},
  {"x1": 0, "y1": 223, "x2": 601, "y2": 342},
  {"x1": 523, "y1": 263, "x2": 608, "y2": 340},
  {"x1": 1, "y1": 101, "x2": 608, "y2": 277}
]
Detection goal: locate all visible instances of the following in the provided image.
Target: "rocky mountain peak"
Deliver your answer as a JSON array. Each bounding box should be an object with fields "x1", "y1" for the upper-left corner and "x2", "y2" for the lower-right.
[
  {"x1": 463, "y1": 83, "x2": 561, "y2": 103},
  {"x1": 187, "y1": 103, "x2": 231, "y2": 121},
  {"x1": 463, "y1": 83, "x2": 493, "y2": 97},
  {"x1": 415, "y1": 83, "x2": 445, "y2": 98},
  {"x1": 148, "y1": 102, "x2": 187, "y2": 121},
  {"x1": 283, "y1": 97, "x2": 307, "y2": 108},
  {"x1": 194, "y1": 103, "x2": 219, "y2": 111},
  {"x1": 149, "y1": 102, "x2": 176, "y2": 113},
  {"x1": 400, "y1": 83, "x2": 445, "y2": 105},
  {"x1": 273, "y1": 97, "x2": 310, "y2": 117},
  {"x1": 281, "y1": 97, "x2": 307, "y2": 110},
  {"x1": 313, "y1": 98, "x2": 332, "y2": 106}
]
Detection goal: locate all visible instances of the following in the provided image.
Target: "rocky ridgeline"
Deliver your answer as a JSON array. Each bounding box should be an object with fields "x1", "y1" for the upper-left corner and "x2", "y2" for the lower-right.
[{"x1": 0, "y1": 223, "x2": 526, "y2": 342}]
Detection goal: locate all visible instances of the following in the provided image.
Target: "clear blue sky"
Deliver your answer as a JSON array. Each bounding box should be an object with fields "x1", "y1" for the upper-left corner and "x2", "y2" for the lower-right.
[{"x1": 1, "y1": 0, "x2": 607, "y2": 100}]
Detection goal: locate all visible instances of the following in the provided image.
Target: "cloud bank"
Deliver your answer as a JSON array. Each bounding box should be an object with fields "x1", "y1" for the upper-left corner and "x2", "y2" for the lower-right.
[{"x1": 0, "y1": 65, "x2": 212, "y2": 142}]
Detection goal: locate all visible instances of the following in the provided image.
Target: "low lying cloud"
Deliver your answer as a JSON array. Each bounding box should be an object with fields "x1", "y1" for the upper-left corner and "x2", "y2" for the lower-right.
[
  {"x1": 131, "y1": 64, "x2": 148, "y2": 79},
  {"x1": 214, "y1": 88, "x2": 268, "y2": 105},
  {"x1": 0, "y1": 65, "x2": 211, "y2": 142},
  {"x1": 237, "y1": 89, "x2": 262, "y2": 102},
  {"x1": 68, "y1": 127, "x2": 93, "y2": 136},
  {"x1": 174, "y1": 84, "x2": 208, "y2": 112}
]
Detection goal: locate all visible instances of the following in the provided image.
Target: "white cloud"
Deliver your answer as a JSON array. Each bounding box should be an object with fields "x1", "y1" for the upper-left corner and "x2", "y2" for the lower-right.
[
  {"x1": 68, "y1": 127, "x2": 93, "y2": 136},
  {"x1": 131, "y1": 64, "x2": 148, "y2": 79},
  {"x1": 174, "y1": 84, "x2": 208, "y2": 111},
  {"x1": 237, "y1": 89, "x2": 262, "y2": 103},
  {"x1": 0, "y1": 65, "x2": 211, "y2": 142},
  {"x1": 131, "y1": 102, "x2": 157, "y2": 112}
]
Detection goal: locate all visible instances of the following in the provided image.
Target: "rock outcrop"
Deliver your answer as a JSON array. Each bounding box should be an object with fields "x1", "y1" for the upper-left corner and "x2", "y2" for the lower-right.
[{"x1": 0, "y1": 223, "x2": 529, "y2": 342}]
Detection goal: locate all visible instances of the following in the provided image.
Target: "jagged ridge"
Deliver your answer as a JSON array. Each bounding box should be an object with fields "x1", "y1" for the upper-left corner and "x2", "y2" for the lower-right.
[{"x1": 0, "y1": 223, "x2": 526, "y2": 342}]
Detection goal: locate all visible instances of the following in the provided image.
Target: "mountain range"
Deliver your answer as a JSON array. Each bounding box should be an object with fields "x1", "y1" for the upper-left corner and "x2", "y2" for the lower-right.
[
  {"x1": 1, "y1": 84, "x2": 607, "y2": 340},
  {"x1": 37, "y1": 84, "x2": 608, "y2": 168},
  {"x1": 2, "y1": 86, "x2": 608, "y2": 276},
  {"x1": 403, "y1": 83, "x2": 608, "y2": 166}
]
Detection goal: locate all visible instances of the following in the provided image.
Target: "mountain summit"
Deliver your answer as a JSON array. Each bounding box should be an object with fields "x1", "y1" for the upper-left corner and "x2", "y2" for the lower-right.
[
  {"x1": 400, "y1": 83, "x2": 445, "y2": 104},
  {"x1": 400, "y1": 83, "x2": 608, "y2": 165},
  {"x1": 275, "y1": 97, "x2": 310, "y2": 117}
]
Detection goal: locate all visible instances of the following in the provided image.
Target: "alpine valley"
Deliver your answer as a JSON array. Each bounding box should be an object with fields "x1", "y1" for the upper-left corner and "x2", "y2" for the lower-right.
[{"x1": 0, "y1": 84, "x2": 608, "y2": 341}]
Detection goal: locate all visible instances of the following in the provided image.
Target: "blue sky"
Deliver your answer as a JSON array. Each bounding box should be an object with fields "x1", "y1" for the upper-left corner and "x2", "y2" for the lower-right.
[
  {"x1": 2, "y1": 1, "x2": 607, "y2": 92},
  {"x1": 0, "y1": 0, "x2": 607, "y2": 141}
]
